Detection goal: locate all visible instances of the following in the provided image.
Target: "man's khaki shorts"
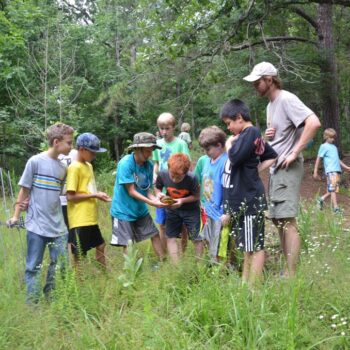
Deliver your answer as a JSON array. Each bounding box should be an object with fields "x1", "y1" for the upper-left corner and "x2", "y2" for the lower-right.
[{"x1": 268, "y1": 157, "x2": 304, "y2": 219}]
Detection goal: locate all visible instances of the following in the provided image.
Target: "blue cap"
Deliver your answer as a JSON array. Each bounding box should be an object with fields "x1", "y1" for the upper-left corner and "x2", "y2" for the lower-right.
[{"x1": 76, "y1": 133, "x2": 107, "y2": 153}]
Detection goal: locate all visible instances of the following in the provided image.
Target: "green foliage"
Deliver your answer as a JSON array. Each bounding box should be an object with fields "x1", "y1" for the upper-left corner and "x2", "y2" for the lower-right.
[
  {"x1": 118, "y1": 240, "x2": 143, "y2": 288},
  {"x1": 1, "y1": 0, "x2": 350, "y2": 170},
  {"x1": 1, "y1": 200, "x2": 350, "y2": 348}
]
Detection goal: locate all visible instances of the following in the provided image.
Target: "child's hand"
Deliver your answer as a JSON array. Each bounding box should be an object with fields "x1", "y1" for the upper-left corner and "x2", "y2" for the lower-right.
[
  {"x1": 265, "y1": 127, "x2": 276, "y2": 141},
  {"x1": 220, "y1": 214, "x2": 231, "y2": 226},
  {"x1": 156, "y1": 192, "x2": 165, "y2": 199},
  {"x1": 169, "y1": 198, "x2": 183, "y2": 209},
  {"x1": 153, "y1": 199, "x2": 169, "y2": 209},
  {"x1": 95, "y1": 192, "x2": 112, "y2": 202},
  {"x1": 6, "y1": 217, "x2": 19, "y2": 228}
]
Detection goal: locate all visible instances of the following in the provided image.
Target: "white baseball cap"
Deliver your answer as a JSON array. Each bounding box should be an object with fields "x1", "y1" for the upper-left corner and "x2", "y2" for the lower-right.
[{"x1": 243, "y1": 62, "x2": 278, "y2": 82}]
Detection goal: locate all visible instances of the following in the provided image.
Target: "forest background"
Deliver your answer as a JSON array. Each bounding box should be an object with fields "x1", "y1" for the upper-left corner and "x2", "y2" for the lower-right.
[{"x1": 1, "y1": 0, "x2": 350, "y2": 173}]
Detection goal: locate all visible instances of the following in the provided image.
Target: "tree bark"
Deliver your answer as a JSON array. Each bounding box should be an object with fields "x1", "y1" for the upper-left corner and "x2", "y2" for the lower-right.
[{"x1": 317, "y1": 3, "x2": 341, "y2": 149}]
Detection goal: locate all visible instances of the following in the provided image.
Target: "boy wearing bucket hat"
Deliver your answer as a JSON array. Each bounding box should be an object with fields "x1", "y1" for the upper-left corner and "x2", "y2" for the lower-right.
[
  {"x1": 66, "y1": 132, "x2": 111, "y2": 268},
  {"x1": 110, "y1": 132, "x2": 166, "y2": 258},
  {"x1": 244, "y1": 62, "x2": 321, "y2": 277}
]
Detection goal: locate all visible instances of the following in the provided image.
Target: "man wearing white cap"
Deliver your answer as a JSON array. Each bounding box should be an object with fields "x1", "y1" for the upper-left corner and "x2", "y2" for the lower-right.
[{"x1": 244, "y1": 62, "x2": 321, "y2": 277}]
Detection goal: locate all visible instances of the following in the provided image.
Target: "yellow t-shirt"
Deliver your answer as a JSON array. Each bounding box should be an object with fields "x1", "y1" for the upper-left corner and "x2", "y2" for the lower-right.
[{"x1": 66, "y1": 161, "x2": 98, "y2": 229}]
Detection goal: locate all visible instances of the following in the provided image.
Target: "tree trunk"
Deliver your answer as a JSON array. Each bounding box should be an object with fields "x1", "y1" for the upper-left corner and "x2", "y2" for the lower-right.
[
  {"x1": 176, "y1": 78, "x2": 182, "y2": 130},
  {"x1": 317, "y1": 3, "x2": 341, "y2": 150}
]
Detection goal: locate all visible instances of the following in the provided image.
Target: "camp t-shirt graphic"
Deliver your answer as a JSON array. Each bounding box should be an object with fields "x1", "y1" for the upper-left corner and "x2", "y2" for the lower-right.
[
  {"x1": 201, "y1": 153, "x2": 228, "y2": 221},
  {"x1": 155, "y1": 170, "x2": 199, "y2": 211},
  {"x1": 203, "y1": 174, "x2": 214, "y2": 202},
  {"x1": 159, "y1": 148, "x2": 172, "y2": 170},
  {"x1": 167, "y1": 187, "x2": 190, "y2": 199},
  {"x1": 152, "y1": 138, "x2": 190, "y2": 171}
]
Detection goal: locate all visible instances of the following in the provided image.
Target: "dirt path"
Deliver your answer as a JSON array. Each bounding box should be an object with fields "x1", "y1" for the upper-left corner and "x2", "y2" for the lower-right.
[{"x1": 260, "y1": 155, "x2": 350, "y2": 219}]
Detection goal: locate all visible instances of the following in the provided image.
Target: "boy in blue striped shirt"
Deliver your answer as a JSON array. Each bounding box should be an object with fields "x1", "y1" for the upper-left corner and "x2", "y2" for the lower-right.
[{"x1": 8, "y1": 123, "x2": 74, "y2": 303}]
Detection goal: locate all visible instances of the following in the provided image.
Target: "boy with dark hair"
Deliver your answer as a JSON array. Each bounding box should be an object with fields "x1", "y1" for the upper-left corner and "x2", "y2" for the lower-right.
[
  {"x1": 66, "y1": 133, "x2": 111, "y2": 268},
  {"x1": 313, "y1": 128, "x2": 350, "y2": 213},
  {"x1": 198, "y1": 126, "x2": 228, "y2": 261},
  {"x1": 220, "y1": 99, "x2": 277, "y2": 285},
  {"x1": 110, "y1": 132, "x2": 166, "y2": 258},
  {"x1": 7, "y1": 123, "x2": 74, "y2": 303},
  {"x1": 155, "y1": 153, "x2": 203, "y2": 264}
]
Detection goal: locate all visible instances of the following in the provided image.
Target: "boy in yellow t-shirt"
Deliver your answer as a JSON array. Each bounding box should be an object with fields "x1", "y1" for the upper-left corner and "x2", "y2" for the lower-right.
[{"x1": 66, "y1": 133, "x2": 111, "y2": 267}]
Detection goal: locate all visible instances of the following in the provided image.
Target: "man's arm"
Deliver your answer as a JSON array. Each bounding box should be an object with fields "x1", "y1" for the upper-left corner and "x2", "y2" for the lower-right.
[{"x1": 282, "y1": 114, "x2": 321, "y2": 169}]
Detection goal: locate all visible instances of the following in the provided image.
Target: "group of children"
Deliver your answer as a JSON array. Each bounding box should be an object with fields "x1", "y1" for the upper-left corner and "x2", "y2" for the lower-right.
[{"x1": 7, "y1": 97, "x2": 349, "y2": 303}]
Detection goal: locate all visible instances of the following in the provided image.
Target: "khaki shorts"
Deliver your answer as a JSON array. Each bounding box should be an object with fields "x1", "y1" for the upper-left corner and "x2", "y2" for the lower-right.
[
  {"x1": 268, "y1": 157, "x2": 303, "y2": 219},
  {"x1": 326, "y1": 172, "x2": 340, "y2": 193}
]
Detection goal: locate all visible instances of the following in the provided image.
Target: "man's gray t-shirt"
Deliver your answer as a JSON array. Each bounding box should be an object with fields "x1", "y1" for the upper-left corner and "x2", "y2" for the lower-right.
[
  {"x1": 19, "y1": 152, "x2": 68, "y2": 237},
  {"x1": 267, "y1": 90, "x2": 314, "y2": 169}
]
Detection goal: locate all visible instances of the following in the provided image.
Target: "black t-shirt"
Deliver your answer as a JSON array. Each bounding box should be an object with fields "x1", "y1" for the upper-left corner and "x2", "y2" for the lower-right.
[
  {"x1": 223, "y1": 126, "x2": 277, "y2": 215},
  {"x1": 155, "y1": 171, "x2": 200, "y2": 211}
]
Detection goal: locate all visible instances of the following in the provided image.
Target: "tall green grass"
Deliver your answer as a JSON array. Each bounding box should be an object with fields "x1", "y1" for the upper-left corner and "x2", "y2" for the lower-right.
[{"x1": 0, "y1": 180, "x2": 350, "y2": 349}]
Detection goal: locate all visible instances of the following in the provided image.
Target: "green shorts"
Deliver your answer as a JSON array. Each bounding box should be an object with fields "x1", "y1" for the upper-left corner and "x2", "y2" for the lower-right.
[{"x1": 268, "y1": 157, "x2": 304, "y2": 219}]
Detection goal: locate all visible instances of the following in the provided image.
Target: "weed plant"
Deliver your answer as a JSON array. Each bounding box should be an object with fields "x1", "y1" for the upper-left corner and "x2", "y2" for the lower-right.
[{"x1": 0, "y1": 188, "x2": 350, "y2": 349}]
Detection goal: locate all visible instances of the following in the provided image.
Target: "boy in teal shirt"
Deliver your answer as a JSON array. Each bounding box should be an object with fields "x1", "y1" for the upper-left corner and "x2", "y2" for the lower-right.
[{"x1": 111, "y1": 132, "x2": 166, "y2": 258}]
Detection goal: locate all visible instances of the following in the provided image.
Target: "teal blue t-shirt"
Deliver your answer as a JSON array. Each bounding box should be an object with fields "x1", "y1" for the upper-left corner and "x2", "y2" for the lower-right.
[
  {"x1": 110, "y1": 153, "x2": 153, "y2": 221},
  {"x1": 317, "y1": 143, "x2": 341, "y2": 174}
]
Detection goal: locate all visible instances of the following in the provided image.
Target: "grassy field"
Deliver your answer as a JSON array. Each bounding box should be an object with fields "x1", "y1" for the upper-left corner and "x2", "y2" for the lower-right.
[{"x1": 0, "y1": 172, "x2": 350, "y2": 349}]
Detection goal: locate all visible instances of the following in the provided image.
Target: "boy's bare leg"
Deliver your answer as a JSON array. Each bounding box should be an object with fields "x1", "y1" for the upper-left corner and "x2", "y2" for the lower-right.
[
  {"x1": 167, "y1": 238, "x2": 179, "y2": 264},
  {"x1": 96, "y1": 243, "x2": 106, "y2": 268},
  {"x1": 249, "y1": 250, "x2": 265, "y2": 285},
  {"x1": 181, "y1": 225, "x2": 188, "y2": 253},
  {"x1": 158, "y1": 224, "x2": 167, "y2": 252},
  {"x1": 151, "y1": 234, "x2": 165, "y2": 260},
  {"x1": 242, "y1": 253, "x2": 251, "y2": 283},
  {"x1": 330, "y1": 192, "x2": 338, "y2": 209},
  {"x1": 193, "y1": 240, "x2": 204, "y2": 258},
  {"x1": 321, "y1": 192, "x2": 330, "y2": 202},
  {"x1": 274, "y1": 218, "x2": 300, "y2": 277}
]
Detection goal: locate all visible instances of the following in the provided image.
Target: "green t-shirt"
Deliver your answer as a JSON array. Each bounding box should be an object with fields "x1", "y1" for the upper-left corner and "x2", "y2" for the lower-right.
[
  {"x1": 194, "y1": 154, "x2": 210, "y2": 205},
  {"x1": 152, "y1": 137, "x2": 190, "y2": 171}
]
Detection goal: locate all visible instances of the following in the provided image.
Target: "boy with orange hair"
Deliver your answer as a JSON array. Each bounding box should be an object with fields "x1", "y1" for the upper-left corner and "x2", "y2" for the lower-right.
[{"x1": 155, "y1": 153, "x2": 203, "y2": 263}]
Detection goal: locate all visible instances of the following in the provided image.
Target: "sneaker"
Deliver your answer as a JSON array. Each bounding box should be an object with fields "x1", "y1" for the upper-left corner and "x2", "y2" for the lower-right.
[
  {"x1": 317, "y1": 197, "x2": 324, "y2": 210},
  {"x1": 333, "y1": 207, "x2": 343, "y2": 215},
  {"x1": 151, "y1": 262, "x2": 160, "y2": 271}
]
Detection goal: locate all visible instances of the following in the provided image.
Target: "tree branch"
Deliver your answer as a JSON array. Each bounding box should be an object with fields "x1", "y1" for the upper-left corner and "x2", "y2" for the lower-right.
[
  {"x1": 290, "y1": 7, "x2": 319, "y2": 30},
  {"x1": 226, "y1": 36, "x2": 318, "y2": 51}
]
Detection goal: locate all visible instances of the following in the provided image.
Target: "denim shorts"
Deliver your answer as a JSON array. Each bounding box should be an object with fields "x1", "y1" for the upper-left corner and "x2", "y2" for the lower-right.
[{"x1": 155, "y1": 207, "x2": 166, "y2": 225}]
